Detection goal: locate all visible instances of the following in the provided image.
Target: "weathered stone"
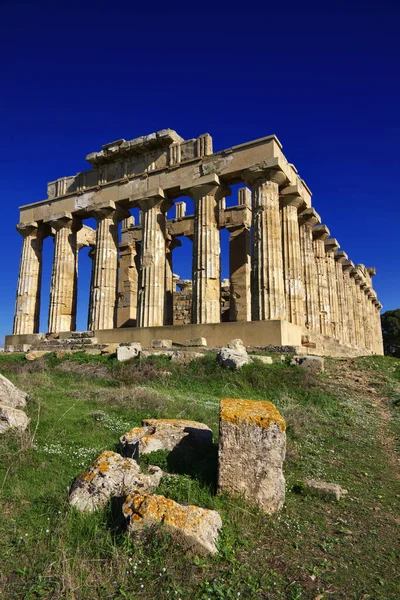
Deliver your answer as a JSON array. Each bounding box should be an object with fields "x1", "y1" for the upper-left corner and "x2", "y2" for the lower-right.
[
  {"x1": 100, "y1": 343, "x2": 120, "y2": 355},
  {"x1": 291, "y1": 355, "x2": 325, "y2": 373},
  {"x1": 0, "y1": 374, "x2": 28, "y2": 409},
  {"x1": 303, "y1": 478, "x2": 348, "y2": 501},
  {"x1": 0, "y1": 404, "x2": 30, "y2": 433},
  {"x1": 120, "y1": 418, "x2": 213, "y2": 459},
  {"x1": 68, "y1": 451, "x2": 163, "y2": 512},
  {"x1": 140, "y1": 349, "x2": 173, "y2": 359},
  {"x1": 123, "y1": 491, "x2": 222, "y2": 555},
  {"x1": 85, "y1": 348, "x2": 102, "y2": 356},
  {"x1": 218, "y1": 398, "x2": 286, "y2": 513},
  {"x1": 185, "y1": 337, "x2": 207, "y2": 347},
  {"x1": 25, "y1": 350, "x2": 49, "y2": 361},
  {"x1": 170, "y1": 350, "x2": 204, "y2": 365},
  {"x1": 116, "y1": 342, "x2": 142, "y2": 362},
  {"x1": 216, "y1": 347, "x2": 251, "y2": 370},
  {"x1": 227, "y1": 338, "x2": 246, "y2": 351},
  {"x1": 251, "y1": 355, "x2": 273, "y2": 365},
  {"x1": 151, "y1": 339, "x2": 173, "y2": 349}
]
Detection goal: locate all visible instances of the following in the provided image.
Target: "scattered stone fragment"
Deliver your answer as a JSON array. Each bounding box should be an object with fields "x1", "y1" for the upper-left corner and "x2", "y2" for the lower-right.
[
  {"x1": 251, "y1": 355, "x2": 273, "y2": 365},
  {"x1": 0, "y1": 373, "x2": 28, "y2": 409},
  {"x1": 85, "y1": 349, "x2": 102, "y2": 356},
  {"x1": 117, "y1": 342, "x2": 142, "y2": 362},
  {"x1": 123, "y1": 491, "x2": 222, "y2": 555},
  {"x1": 170, "y1": 350, "x2": 204, "y2": 365},
  {"x1": 151, "y1": 339, "x2": 173, "y2": 349},
  {"x1": 120, "y1": 418, "x2": 213, "y2": 459},
  {"x1": 141, "y1": 350, "x2": 173, "y2": 359},
  {"x1": 185, "y1": 337, "x2": 207, "y2": 347},
  {"x1": 227, "y1": 338, "x2": 246, "y2": 351},
  {"x1": 25, "y1": 350, "x2": 49, "y2": 361},
  {"x1": 291, "y1": 355, "x2": 325, "y2": 373},
  {"x1": 68, "y1": 451, "x2": 163, "y2": 512},
  {"x1": 216, "y1": 347, "x2": 251, "y2": 370},
  {"x1": 101, "y1": 343, "x2": 120, "y2": 355},
  {"x1": 0, "y1": 348, "x2": 4, "y2": 354},
  {"x1": 0, "y1": 404, "x2": 30, "y2": 433},
  {"x1": 218, "y1": 398, "x2": 286, "y2": 513},
  {"x1": 303, "y1": 479, "x2": 348, "y2": 501}
]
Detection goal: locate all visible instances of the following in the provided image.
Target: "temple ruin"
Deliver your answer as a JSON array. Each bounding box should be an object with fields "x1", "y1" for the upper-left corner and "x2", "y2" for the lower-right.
[{"x1": 5, "y1": 129, "x2": 383, "y2": 356}]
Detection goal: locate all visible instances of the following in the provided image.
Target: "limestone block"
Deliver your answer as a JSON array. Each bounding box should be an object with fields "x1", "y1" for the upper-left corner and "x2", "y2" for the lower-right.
[
  {"x1": 185, "y1": 337, "x2": 207, "y2": 347},
  {"x1": 218, "y1": 398, "x2": 286, "y2": 513},
  {"x1": 0, "y1": 404, "x2": 30, "y2": 434},
  {"x1": 68, "y1": 451, "x2": 163, "y2": 512},
  {"x1": 0, "y1": 348, "x2": 4, "y2": 354},
  {"x1": 25, "y1": 351, "x2": 50, "y2": 361},
  {"x1": 120, "y1": 418, "x2": 213, "y2": 459},
  {"x1": 123, "y1": 491, "x2": 222, "y2": 555},
  {"x1": 0, "y1": 374, "x2": 28, "y2": 409},
  {"x1": 141, "y1": 350, "x2": 173, "y2": 359},
  {"x1": 216, "y1": 347, "x2": 251, "y2": 370},
  {"x1": 101, "y1": 343, "x2": 120, "y2": 355},
  {"x1": 227, "y1": 338, "x2": 246, "y2": 351},
  {"x1": 304, "y1": 479, "x2": 348, "y2": 501},
  {"x1": 170, "y1": 351, "x2": 204, "y2": 365},
  {"x1": 151, "y1": 339, "x2": 173, "y2": 349},
  {"x1": 85, "y1": 349, "x2": 102, "y2": 356},
  {"x1": 251, "y1": 355, "x2": 273, "y2": 365},
  {"x1": 116, "y1": 343, "x2": 142, "y2": 362},
  {"x1": 291, "y1": 355, "x2": 324, "y2": 373}
]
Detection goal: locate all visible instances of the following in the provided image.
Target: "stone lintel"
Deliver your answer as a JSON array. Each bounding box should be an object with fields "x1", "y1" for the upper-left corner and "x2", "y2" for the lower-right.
[
  {"x1": 185, "y1": 174, "x2": 231, "y2": 201},
  {"x1": 312, "y1": 224, "x2": 330, "y2": 240},
  {"x1": 224, "y1": 206, "x2": 252, "y2": 230},
  {"x1": 298, "y1": 207, "x2": 320, "y2": 227},
  {"x1": 279, "y1": 185, "x2": 306, "y2": 210},
  {"x1": 324, "y1": 238, "x2": 340, "y2": 253},
  {"x1": 335, "y1": 250, "x2": 348, "y2": 263},
  {"x1": 242, "y1": 159, "x2": 289, "y2": 187}
]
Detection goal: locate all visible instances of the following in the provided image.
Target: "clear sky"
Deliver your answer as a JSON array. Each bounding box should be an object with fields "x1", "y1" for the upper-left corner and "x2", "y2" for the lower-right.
[{"x1": 1, "y1": 2, "x2": 399, "y2": 344}]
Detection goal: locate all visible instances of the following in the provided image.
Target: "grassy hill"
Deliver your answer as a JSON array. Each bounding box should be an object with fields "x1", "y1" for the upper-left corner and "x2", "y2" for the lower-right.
[{"x1": 0, "y1": 351, "x2": 399, "y2": 600}]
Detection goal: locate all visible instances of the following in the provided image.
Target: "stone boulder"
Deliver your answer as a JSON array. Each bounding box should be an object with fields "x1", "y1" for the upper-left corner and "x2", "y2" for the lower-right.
[
  {"x1": 101, "y1": 343, "x2": 120, "y2": 355},
  {"x1": 151, "y1": 339, "x2": 173, "y2": 349},
  {"x1": 185, "y1": 337, "x2": 207, "y2": 347},
  {"x1": 120, "y1": 418, "x2": 213, "y2": 459},
  {"x1": 123, "y1": 492, "x2": 222, "y2": 555},
  {"x1": 68, "y1": 450, "x2": 163, "y2": 512},
  {"x1": 216, "y1": 347, "x2": 251, "y2": 370},
  {"x1": 251, "y1": 355, "x2": 273, "y2": 365},
  {"x1": 227, "y1": 338, "x2": 246, "y2": 351},
  {"x1": 291, "y1": 355, "x2": 325, "y2": 373},
  {"x1": 303, "y1": 479, "x2": 348, "y2": 501},
  {"x1": 0, "y1": 404, "x2": 30, "y2": 434},
  {"x1": 218, "y1": 398, "x2": 286, "y2": 513},
  {"x1": 117, "y1": 343, "x2": 142, "y2": 362},
  {"x1": 170, "y1": 350, "x2": 204, "y2": 365},
  {"x1": 0, "y1": 374, "x2": 28, "y2": 409},
  {"x1": 25, "y1": 350, "x2": 49, "y2": 361}
]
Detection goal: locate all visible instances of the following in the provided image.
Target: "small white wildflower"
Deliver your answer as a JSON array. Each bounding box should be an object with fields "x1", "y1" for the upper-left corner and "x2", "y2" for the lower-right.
[
  {"x1": 25, "y1": 533, "x2": 28, "y2": 537},
  {"x1": 46, "y1": 529, "x2": 49, "y2": 533},
  {"x1": 162, "y1": 567, "x2": 166, "y2": 572},
  {"x1": 140, "y1": 584, "x2": 144, "y2": 589}
]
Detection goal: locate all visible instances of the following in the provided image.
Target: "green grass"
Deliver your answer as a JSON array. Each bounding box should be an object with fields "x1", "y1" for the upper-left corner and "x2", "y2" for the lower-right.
[{"x1": 0, "y1": 352, "x2": 399, "y2": 599}]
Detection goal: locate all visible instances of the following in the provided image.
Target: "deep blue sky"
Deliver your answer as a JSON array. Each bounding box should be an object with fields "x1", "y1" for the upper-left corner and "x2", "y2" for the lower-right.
[{"x1": 1, "y1": 2, "x2": 399, "y2": 344}]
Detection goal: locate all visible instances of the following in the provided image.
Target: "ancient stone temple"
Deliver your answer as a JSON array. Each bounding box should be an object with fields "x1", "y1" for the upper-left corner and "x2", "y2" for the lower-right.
[{"x1": 6, "y1": 129, "x2": 383, "y2": 356}]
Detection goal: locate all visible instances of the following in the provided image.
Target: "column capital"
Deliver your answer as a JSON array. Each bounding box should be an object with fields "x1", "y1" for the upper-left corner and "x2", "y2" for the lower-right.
[
  {"x1": 137, "y1": 190, "x2": 172, "y2": 213},
  {"x1": 335, "y1": 250, "x2": 348, "y2": 263},
  {"x1": 298, "y1": 207, "x2": 321, "y2": 227},
  {"x1": 89, "y1": 200, "x2": 130, "y2": 222},
  {"x1": 279, "y1": 185, "x2": 306, "y2": 210},
  {"x1": 324, "y1": 238, "x2": 340, "y2": 254},
  {"x1": 16, "y1": 221, "x2": 39, "y2": 238},
  {"x1": 44, "y1": 211, "x2": 82, "y2": 232},
  {"x1": 186, "y1": 174, "x2": 231, "y2": 201},
  {"x1": 242, "y1": 164, "x2": 287, "y2": 187},
  {"x1": 367, "y1": 267, "x2": 377, "y2": 277},
  {"x1": 342, "y1": 259, "x2": 355, "y2": 273},
  {"x1": 312, "y1": 224, "x2": 330, "y2": 240}
]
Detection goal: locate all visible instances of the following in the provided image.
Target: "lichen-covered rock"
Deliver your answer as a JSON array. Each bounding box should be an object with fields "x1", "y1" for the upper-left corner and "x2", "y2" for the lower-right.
[
  {"x1": 251, "y1": 355, "x2": 273, "y2": 365},
  {"x1": 0, "y1": 404, "x2": 30, "y2": 433},
  {"x1": 216, "y1": 347, "x2": 251, "y2": 370},
  {"x1": 291, "y1": 355, "x2": 325, "y2": 373},
  {"x1": 218, "y1": 398, "x2": 286, "y2": 513},
  {"x1": 0, "y1": 374, "x2": 28, "y2": 409},
  {"x1": 304, "y1": 479, "x2": 348, "y2": 501},
  {"x1": 170, "y1": 350, "x2": 204, "y2": 365},
  {"x1": 68, "y1": 451, "x2": 163, "y2": 512},
  {"x1": 117, "y1": 343, "x2": 142, "y2": 362},
  {"x1": 120, "y1": 418, "x2": 213, "y2": 459},
  {"x1": 123, "y1": 492, "x2": 222, "y2": 555}
]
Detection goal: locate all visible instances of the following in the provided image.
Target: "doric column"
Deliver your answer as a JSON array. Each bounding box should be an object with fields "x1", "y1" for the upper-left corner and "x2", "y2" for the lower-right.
[
  {"x1": 312, "y1": 224, "x2": 331, "y2": 336},
  {"x1": 375, "y1": 300, "x2": 384, "y2": 355},
  {"x1": 137, "y1": 192, "x2": 169, "y2": 328},
  {"x1": 243, "y1": 166, "x2": 287, "y2": 321},
  {"x1": 299, "y1": 208, "x2": 320, "y2": 332},
  {"x1": 335, "y1": 251, "x2": 349, "y2": 346},
  {"x1": 228, "y1": 224, "x2": 251, "y2": 322},
  {"x1": 366, "y1": 290, "x2": 377, "y2": 353},
  {"x1": 117, "y1": 240, "x2": 140, "y2": 328},
  {"x1": 280, "y1": 187, "x2": 305, "y2": 326},
  {"x1": 342, "y1": 259, "x2": 356, "y2": 346},
  {"x1": 87, "y1": 246, "x2": 96, "y2": 330},
  {"x1": 350, "y1": 270, "x2": 366, "y2": 350},
  {"x1": 324, "y1": 238, "x2": 340, "y2": 341},
  {"x1": 188, "y1": 174, "x2": 229, "y2": 324},
  {"x1": 47, "y1": 213, "x2": 81, "y2": 333},
  {"x1": 360, "y1": 282, "x2": 372, "y2": 352},
  {"x1": 164, "y1": 238, "x2": 181, "y2": 326},
  {"x1": 89, "y1": 202, "x2": 125, "y2": 331},
  {"x1": 13, "y1": 222, "x2": 45, "y2": 335}
]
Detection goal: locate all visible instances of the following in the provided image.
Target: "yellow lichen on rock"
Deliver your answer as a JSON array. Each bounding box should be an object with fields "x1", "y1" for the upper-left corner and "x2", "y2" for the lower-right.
[{"x1": 220, "y1": 398, "x2": 286, "y2": 431}]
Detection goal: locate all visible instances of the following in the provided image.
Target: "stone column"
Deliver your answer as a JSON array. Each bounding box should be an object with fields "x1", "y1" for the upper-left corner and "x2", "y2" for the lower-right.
[
  {"x1": 89, "y1": 202, "x2": 124, "y2": 331},
  {"x1": 227, "y1": 225, "x2": 251, "y2": 322},
  {"x1": 366, "y1": 291, "x2": 377, "y2": 353},
  {"x1": 47, "y1": 213, "x2": 81, "y2": 333},
  {"x1": 243, "y1": 167, "x2": 287, "y2": 321},
  {"x1": 164, "y1": 238, "x2": 181, "y2": 326},
  {"x1": 360, "y1": 283, "x2": 372, "y2": 352},
  {"x1": 335, "y1": 251, "x2": 349, "y2": 346},
  {"x1": 13, "y1": 222, "x2": 45, "y2": 335},
  {"x1": 137, "y1": 193, "x2": 169, "y2": 328},
  {"x1": 117, "y1": 240, "x2": 140, "y2": 328},
  {"x1": 280, "y1": 188, "x2": 305, "y2": 326},
  {"x1": 298, "y1": 208, "x2": 320, "y2": 332},
  {"x1": 375, "y1": 301, "x2": 384, "y2": 355},
  {"x1": 189, "y1": 174, "x2": 229, "y2": 324},
  {"x1": 324, "y1": 238, "x2": 340, "y2": 341},
  {"x1": 342, "y1": 259, "x2": 356, "y2": 347},
  {"x1": 312, "y1": 224, "x2": 331, "y2": 336},
  {"x1": 350, "y1": 270, "x2": 365, "y2": 350},
  {"x1": 87, "y1": 246, "x2": 96, "y2": 330}
]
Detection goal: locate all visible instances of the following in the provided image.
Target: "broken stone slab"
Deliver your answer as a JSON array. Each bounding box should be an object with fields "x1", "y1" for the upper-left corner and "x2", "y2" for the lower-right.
[
  {"x1": 123, "y1": 491, "x2": 222, "y2": 555},
  {"x1": 0, "y1": 404, "x2": 30, "y2": 434},
  {"x1": 116, "y1": 342, "x2": 142, "y2": 362},
  {"x1": 151, "y1": 339, "x2": 173, "y2": 349},
  {"x1": 218, "y1": 398, "x2": 286, "y2": 514},
  {"x1": 303, "y1": 479, "x2": 348, "y2": 501},
  {"x1": 251, "y1": 355, "x2": 273, "y2": 365},
  {"x1": 140, "y1": 350, "x2": 173, "y2": 359},
  {"x1": 185, "y1": 337, "x2": 207, "y2": 347},
  {"x1": 0, "y1": 374, "x2": 28, "y2": 409},
  {"x1": 170, "y1": 350, "x2": 204, "y2": 365},
  {"x1": 291, "y1": 355, "x2": 325, "y2": 373},
  {"x1": 25, "y1": 350, "x2": 50, "y2": 361},
  {"x1": 216, "y1": 347, "x2": 251, "y2": 370},
  {"x1": 68, "y1": 450, "x2": 163, "y2": 512},
  {"x1": 120, "y1": 418, "x2": 213, "y2": 459},
  {"x1": 101, "y1": 343, "x2": 120, "y2": 355},
  {"x1": 227, "y1": 338, "x2": 246, "y2": 351},
  {"x1": 85, "y1": 349, "x2": 102, "y2": 356}
]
